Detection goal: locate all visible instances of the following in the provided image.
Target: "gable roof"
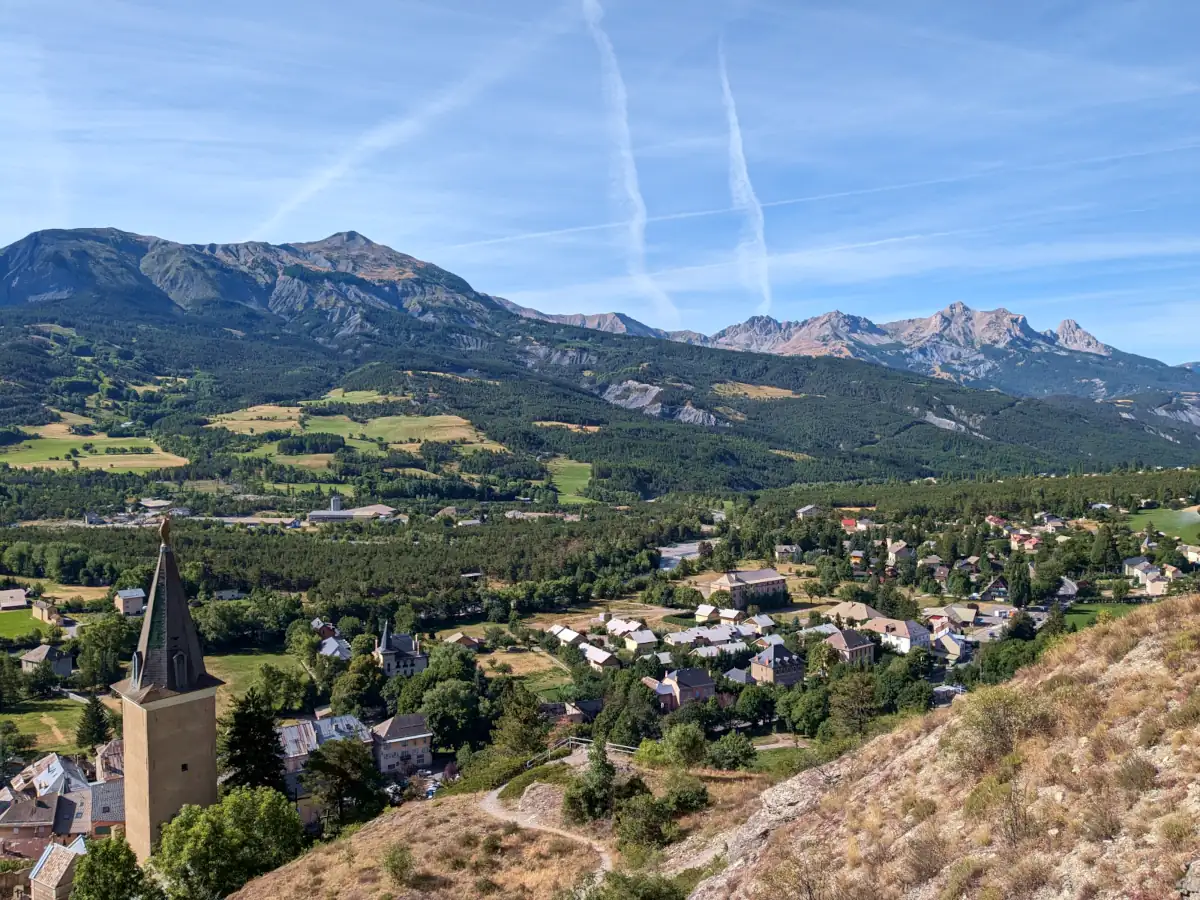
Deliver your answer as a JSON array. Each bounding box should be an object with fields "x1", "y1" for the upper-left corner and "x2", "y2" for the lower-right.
[
  {"x1": 666, "y1": 667, "x2": 715, "y2": 689},
  {"x1": 0, "y1": 793, "x2": 59, "y2": 828},
  {"x1": 20, "y1": 644, "x2": 67, "y2": 664},
  {"x1": 861, "y1": 618, "x2": 929, "y2": 640},
  {"x1": 372, "y1": 714, "x2": 432, "y2": 742},
  {"x1": 824, "y1": 601, "x2": 883, "y2": 622},
  {"x1": 30, "y1": 837, "x2": 86, "y2": 889},
  {"x1": 825, "y1": 629, "x2": 872, "y2": 652}
]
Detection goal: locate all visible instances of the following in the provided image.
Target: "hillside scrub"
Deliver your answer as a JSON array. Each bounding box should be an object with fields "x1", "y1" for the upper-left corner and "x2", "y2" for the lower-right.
[{"x1": 685, "y1": 594, "x2": 1200, "y2": 900}]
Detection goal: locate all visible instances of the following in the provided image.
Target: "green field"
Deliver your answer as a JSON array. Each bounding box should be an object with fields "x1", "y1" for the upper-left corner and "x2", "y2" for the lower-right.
[
  {"x1": 0, "y1": 429, "x2": 187, "y2": 472},
  {"x1": 302, "y1": 389, "x2": 408, "y2": 405},
  {"x1": 304, "y1": 413, "x2": 489, "y2": 445},
  {"x1": 205, "y1": 650, "x2": 303, "y2": 711},
  {"x1": 1127, "y1": 506, "x2": 1200, "y2": 544},
  {"x1": 548, "y1": 458, "x2": 593, "y2": 505},
  {"x1": 0, "y1": 609, "x2": 45, "y2": 638},
  {"x1": 5, "y1": 699, "x2": 84, "y2": 753},
  {"x1": 1064, "y1": 602, "x2": 1141, "y2": 631}
]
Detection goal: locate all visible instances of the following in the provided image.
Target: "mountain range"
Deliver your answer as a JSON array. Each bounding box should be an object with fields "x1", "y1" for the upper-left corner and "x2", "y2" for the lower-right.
[
  {"x1": 504, "y1": 298, "x2": 1199, "y2": 401},
  {"x1": 1, "y1": 226, "x2": 1197, "y2": 495}
]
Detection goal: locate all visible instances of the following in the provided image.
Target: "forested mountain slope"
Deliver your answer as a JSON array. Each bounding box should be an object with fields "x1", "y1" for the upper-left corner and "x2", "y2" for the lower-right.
[
  {"x1": 1, "y1": 227, "x2": 1198, "y2": 499},
  {"x1": 682, "y1": 594, "x2": 1200, "y2": 900}
]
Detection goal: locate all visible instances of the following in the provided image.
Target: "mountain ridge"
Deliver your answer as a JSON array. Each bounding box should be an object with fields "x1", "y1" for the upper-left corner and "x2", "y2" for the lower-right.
[
  {"x1": 1, "y1": 226, "x2": 1198, "y2": 489},
  {"x1": 505, "y1": 298, "x2": 1195, "y2": 400}
]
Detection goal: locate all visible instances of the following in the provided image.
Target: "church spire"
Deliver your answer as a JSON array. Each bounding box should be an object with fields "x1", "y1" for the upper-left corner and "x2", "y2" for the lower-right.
[{"x1": 121, "y1": 517, "x2": 215, "y2": 699}]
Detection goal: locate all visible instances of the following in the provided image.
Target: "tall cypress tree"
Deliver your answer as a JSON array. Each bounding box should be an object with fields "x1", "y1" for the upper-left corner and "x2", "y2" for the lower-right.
[
  {"x1": 217, "y1": 687, "x2": 286, "y2": 793},
  {"x1": 76, "y1": 695, "x2": 113, "y2": 750}
]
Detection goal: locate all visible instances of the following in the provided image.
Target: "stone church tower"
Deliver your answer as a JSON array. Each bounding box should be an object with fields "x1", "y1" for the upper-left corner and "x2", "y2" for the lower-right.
[{"x1": 111, "y1": 518, "x2": 222, "y2": 861}]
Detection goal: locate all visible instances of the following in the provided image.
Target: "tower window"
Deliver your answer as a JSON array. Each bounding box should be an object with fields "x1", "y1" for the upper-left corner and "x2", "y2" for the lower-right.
[{"x1": 181, "y1": 763, "x2": 189, "y2": 772}]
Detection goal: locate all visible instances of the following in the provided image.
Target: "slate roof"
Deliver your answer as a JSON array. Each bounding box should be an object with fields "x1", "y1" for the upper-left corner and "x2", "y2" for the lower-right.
[
  {"x1": 0, "y1": 793, "x2": 59, "y2": 828},
  {"x1": 20, "y1": 644, "x2": 68, "y2": 665},
  {"x1": 372, "y1": 714, "x2": 432, "y2": 743},
  {"x1": 752, "y1": 643, "x2": 800, "y2": 668},
  {"x1": 112, "y1": 519, "x2": 222, "y2": 703},
  {"x1": 90, "y1": 779, "x2": 124, "y2": 822},
  {"x1": 724, "y1": 667, "x2": 755, "y2": 684},
  {"x1": 666, "y1": 667, "x2": 715, "y2": 689},
  {"x1": 825, "y1": 629, "x2": 872, "y2": 651}
]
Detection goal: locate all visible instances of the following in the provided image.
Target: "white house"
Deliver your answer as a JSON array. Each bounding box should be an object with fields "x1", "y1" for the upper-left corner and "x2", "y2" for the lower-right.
[
  {"x1": 625, "y1": 630, "x2": 658, "y2": 653},
  {"x1": 861, "y1": 618, "x2": 931, "y2": 655}
]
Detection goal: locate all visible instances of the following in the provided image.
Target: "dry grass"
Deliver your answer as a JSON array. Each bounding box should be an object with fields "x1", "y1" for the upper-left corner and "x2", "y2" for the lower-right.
[
  {"x1": 208, "y1": 404, "x2": 303, "y2": 434},
  {"x1": 228, "y1": 795, "x2": 599, "y2": 900},
  {"x1": 481, "y1": 649, "x2": 564, "y2": 679},
  {"x1": 688, "y1": 593, "x2": 1200, "y2": 900},
  {"x1": 712, "y1": 382, "x2": 805, "y2": 400},
  {"x1": 769, "y1": 448, "x2": 814, "y2": 462},
  {"x1": 532, "y1": 421, "x2": 602, "y2": 433}
]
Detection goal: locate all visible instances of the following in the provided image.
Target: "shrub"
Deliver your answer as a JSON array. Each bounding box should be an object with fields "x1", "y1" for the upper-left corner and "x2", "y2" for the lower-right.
[
  {"x1": 903, "y1": 823, "x2": 946, "y2": 884},
  {"x1": 900, "y1": 793, "x2": 937, "y2": 824},
  {"x1": 663, "y1": 723, "x2": 708, "y2": 768},
  {"x1": 706, "y1": 732, "x2": 756, "y2": 770},
  {"x1": 1114, "y1": 754, "x2": 1157, "y2": 794},
  {"x1": 1078, "y1": 793, "x2": 1123, "y2": 842},
  {"x1": 474, "y1": 876, "x2": 500, "y2": 894},
  {"x1": 662, "y1": 773, "x2": 709, "y2": 815},
  {"x1": 615, "y1": 794, "x2": 678, "y2": 849},
  {"x1": 1137, "y1": 718, "x2": 1164, "y2": 748},
  {"x1": 481, "y1": 834, "x2": 502, "y2": 855},
  {"x1": 948, "y1": 686, "x2": 1051, "y2": 768},
  {"x1": 1159, "y1": 814, "x2": 1194, "y2": 850},
  {"x1": 381, "y1": 844, "x2": 414, "y2": 887},
  {"x1": 1166, "y1": 694, "x2": 1200, "y2": 729},
  {"x1": 938, "y1": 857, "x2": 986, "y2": 900}
]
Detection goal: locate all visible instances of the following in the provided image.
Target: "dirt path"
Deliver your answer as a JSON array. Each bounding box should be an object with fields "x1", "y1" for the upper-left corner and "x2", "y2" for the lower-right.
[
  {"x1": 753, "y1": 737, "x2": 810, "y2": 752},
  {"x1": 480, "y1": 787, "x2": 613, "y2": 873},
  {"x1": 40, "y1": 715, "x2": 66, "y2": 745}
]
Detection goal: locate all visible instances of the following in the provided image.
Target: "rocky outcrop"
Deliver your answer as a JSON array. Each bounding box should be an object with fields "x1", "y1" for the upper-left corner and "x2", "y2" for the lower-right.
[
  {"x1": 601, "y1": 380, "x2": 663, "y2": 411},
  {"x1": 1052, "y1": 318, "x2": 1111, "y2": 356}
]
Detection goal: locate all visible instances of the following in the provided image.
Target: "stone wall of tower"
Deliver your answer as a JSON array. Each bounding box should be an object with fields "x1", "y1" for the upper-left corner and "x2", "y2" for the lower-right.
[{"x1": 122, "y1": 688, "x2": 219, "y2": 861}]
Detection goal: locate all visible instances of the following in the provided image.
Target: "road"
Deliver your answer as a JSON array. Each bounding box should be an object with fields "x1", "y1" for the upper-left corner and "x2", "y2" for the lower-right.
[{"x1": 479, "y1": 786, "x2": 613, "y2": 873}]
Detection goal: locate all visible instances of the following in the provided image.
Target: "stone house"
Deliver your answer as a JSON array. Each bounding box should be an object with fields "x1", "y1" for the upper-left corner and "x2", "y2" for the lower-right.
[
  {"x1": 19, "y1": 646, "x2": 73, "y2": 678},
  {"x1": 824, "y1": 629, "x2": 875, "y2": 666},
  {"x1": 749, "y1": 643, "x2": 804, "y2": 687},
  {"x1": 371, "y1": 714, "x2": 433, "y2": 776}
]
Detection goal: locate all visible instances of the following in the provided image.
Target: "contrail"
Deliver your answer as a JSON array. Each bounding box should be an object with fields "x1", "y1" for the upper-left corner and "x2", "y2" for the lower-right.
[
  {"x1": 718, "y1": 38, "x2": 771, "y2": 314},
  {"x1": 439, "y1": 137, "x2": 1200, "y2": 252},
  {"x1": 247, "y1": 5, "x2": 575, "y2": 241},
  {"x1": 581, "y1": 0, "x2": 678, "y2": 325}
]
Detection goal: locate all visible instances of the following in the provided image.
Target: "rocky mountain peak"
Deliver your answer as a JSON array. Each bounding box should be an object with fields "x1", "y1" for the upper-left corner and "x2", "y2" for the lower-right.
[{"x1": 1053, "y1": 318, "x2": 1112, "y2": 357}]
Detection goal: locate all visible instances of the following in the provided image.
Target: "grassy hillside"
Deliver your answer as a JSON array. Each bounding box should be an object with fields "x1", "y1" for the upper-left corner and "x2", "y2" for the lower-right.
[
  {"x1": 228, "y1": 794, "x2": 600, "y2": 900},
  {"x1": 681, "y1": 594, "x2": 1200, "y2": 900}
]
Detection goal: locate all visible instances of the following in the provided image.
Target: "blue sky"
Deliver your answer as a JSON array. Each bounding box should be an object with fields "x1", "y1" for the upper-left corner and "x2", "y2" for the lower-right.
[{"x1": 1, "y1": 0, "x2": 1198, "y2": 362}]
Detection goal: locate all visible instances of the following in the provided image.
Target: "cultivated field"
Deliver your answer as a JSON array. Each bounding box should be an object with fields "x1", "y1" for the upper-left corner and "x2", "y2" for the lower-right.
[
  {"x1": 1063, "y1": 601, "x2": 1141, "y2": 630},
  {"x1": 207, "y1": 404, "x2": 303, "y2": 434},
  {"x1": 0, "y1": 421, "x2": 187, "y2": 472},
  {"x1": 304, "y1": 413, "x2": 491, "y2": 446},
  {"x1": 548, "y1": 458, "x2": 592, "y2": 504},
  {"x1": 302, "y1": 388, "x2": 409, "y2": 405}
]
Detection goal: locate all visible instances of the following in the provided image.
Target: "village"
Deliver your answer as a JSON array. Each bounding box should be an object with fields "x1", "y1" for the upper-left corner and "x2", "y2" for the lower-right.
[{"x1": 0, "y1": 486, "x2": 1198, "y2": 898}]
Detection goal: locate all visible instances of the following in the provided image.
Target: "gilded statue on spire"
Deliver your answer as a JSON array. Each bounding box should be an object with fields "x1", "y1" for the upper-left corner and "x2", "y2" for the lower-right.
[{"x1": 159, "y1": 515, "x2": 171, "y2": 545}]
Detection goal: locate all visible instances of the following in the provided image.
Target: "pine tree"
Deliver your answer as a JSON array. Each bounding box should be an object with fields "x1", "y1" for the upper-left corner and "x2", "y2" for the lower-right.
[
  {"x1": 489, "y1": 682, "x2": 547, "y2": 756},
  {"x1": 217, "y1": 687, "x2": 286, "y2": 793},
  {"x1": 76, "y1": 695, "x2": 112, "y2": 750}
]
